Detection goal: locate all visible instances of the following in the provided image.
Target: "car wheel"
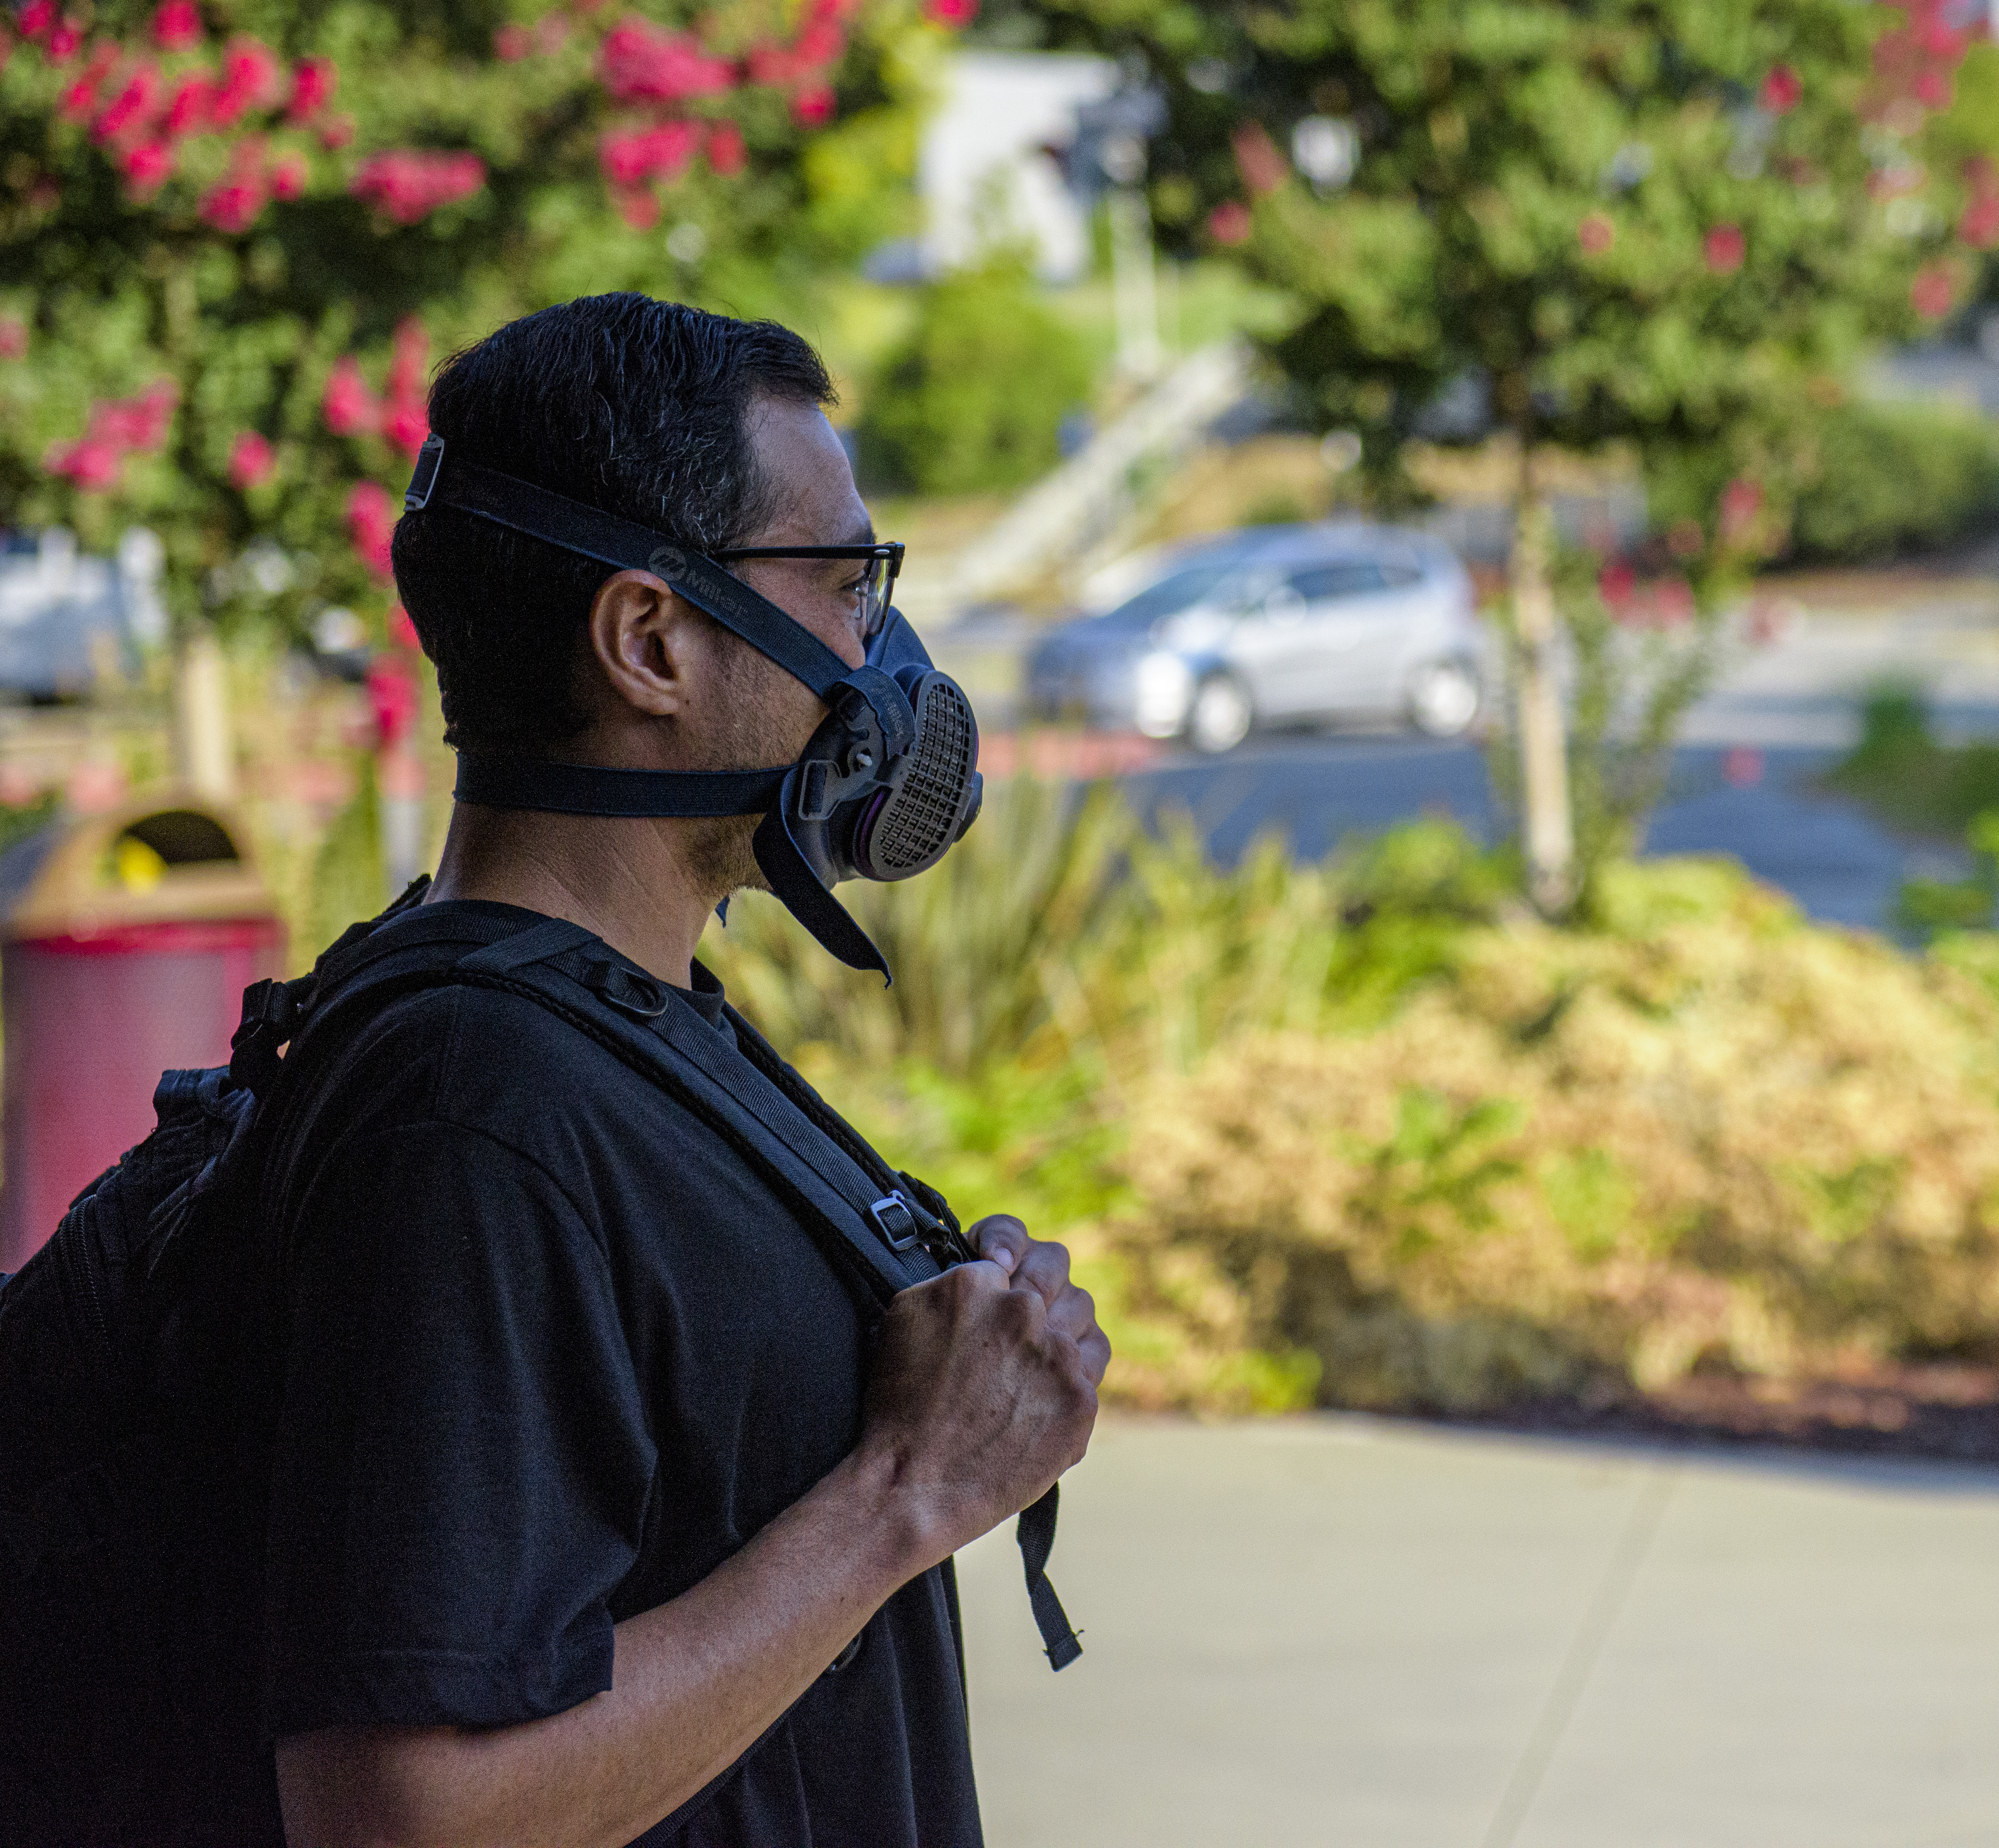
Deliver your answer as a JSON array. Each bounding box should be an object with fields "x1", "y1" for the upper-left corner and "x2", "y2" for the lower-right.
[
  {"x1": 1406, "y1": 658, "x2": 1481, "y2": 738},
  {"x1": 1187, "y1": 672, "x2": 1254, "y2": 754}
]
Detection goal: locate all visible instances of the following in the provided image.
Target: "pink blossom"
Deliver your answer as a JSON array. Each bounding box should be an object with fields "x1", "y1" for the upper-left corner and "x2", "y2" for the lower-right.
[
  {"x1": 383, "y1": 317, "x2": 429, "y2": 408},
  {"x1": 1232, "y1": 123, "x2": 1288, "y2": 197},
  {"x1": 59, "y1": 46, "x2": 118, "y2": 121},
  {"x1": 1577, "y1": 212, "x2": 1615, "y2": 256},
  {"x1": 152, "y1": 2, "x2": 202, "y2": 51},
  {"x1": 47, "y1": 19, "x2": 82, "y2": 61},
  {"x1": 207, "y1": 37, "x2": 281, "y2": 128},
  {"x1": 1962, "y1": 196, "x2": 1999, "y2": 249},
  {"x1": 705, "y1": 120, "x2": 745, "y2": 177},
  {"x1": 322, "y1": 357, "x2": 381, "y2": 437},
  {"x1": 46, "y1": 381, "x2": 178, "y2": 490},
  {"x1": 1597, "y1": 561, "x2": 1637, "y2": 608},
  {"x1": 228, "y1": 431, "x2": 275, "y2": 490},
  {"x1": 1704, "y1": 223, "x2": 1746, "y2": 273},
  {"x1": 382, "y1": 318, "x2": 431, "y2": 457},
  {"x1": 0, "y1": 318, "x2": 28, "y2": 361},
  {"x1": 270, "y1": 152, "x2": 307, "y2": 200},
  {"x1": 319, "y1": 112, "x2": 355, "y2": 150},
  {"x1": 18, "y1": 2, "x2": 55, "y2": 39},
  {"x1": 613, "y1": 187, "x2": 661, "y2": 230},
  {"x1": 163, "y1": 74, "x2": 211, "y2": 136},
  {"x1": 1208, "y1": 200, "x2": 1252, "y2": 245},
  {"x1": 793, "y1": 19, "x2": 843, "y2": 67},
  {"x1": 365, "y1": 656, "x2": 417, "y2": 748},
  {"x1": 494, "y1": 23, "x2": 532, "y2": 61},
  {"x1": 1915, "y1": 67, "x2": 1953, "y2": 110},
  {"x1": 599, "y1": 18, "x2": 734, "y2": 104},
  {"x1": 92, "y1": 63, "x2": 162, "y2": 146},
  {"x1": 1719, "y1": 477, "x2": 1763, "y2": 541},
  {"x1": 347, "y1": 481, "x2": 397, "y2": 580},
  {"x1": 599, "y1": 121, "x2": 701, "y2": 187},
  {"x1": 791, "y1": 85, "x2": 833, "y2": 127},
  {"x1": 48, "y1": 438, "x2": 124, "y2": 490},
  {"x1": 122, "y1": 142, "x2": 173, "y2": 192},
  {"x1": 199, "y1": 166, "x2": 268, "y2": 233},
  {"x1": 287, "y1": 56, "x2": 335, "y2": 122},
  {"x1": 1723, "y1": 746, "x2": 1765, "y2": 788},
  {"x1": 97, "y1": 381, "x2": 178, "y2": 451},
  {"x1": 746, "y1": 41, "x2": 798, "y2": 86},
  {"x1": 350, "y1": 150, "x2": 487, "y2": 224},
  {"x1": 925, "y1": 0, "x2": 979, "y2": 22},
  {"x1": 1760, "y1": 65, "x2": 1802, "y2": 114},
  {"x1": 1919, "y1": 17, "x2": 1968, "y2": 63},
  {"x1": 1912, "y1": 261, "x2": 1958, "y2": 319},
  {"x1": 387, "y1": 601, "x2": 420, "y2": 650}
]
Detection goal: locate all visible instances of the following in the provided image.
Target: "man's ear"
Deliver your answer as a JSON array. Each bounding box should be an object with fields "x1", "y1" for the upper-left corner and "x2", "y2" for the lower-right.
[{"x1": 586, "y1": 569, "x2": 696, "y2": 719}]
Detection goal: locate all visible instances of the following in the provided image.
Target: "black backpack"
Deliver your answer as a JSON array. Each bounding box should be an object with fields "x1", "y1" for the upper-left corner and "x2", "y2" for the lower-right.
[{"x1": 0, "y1": 893, "x2": 1077, "y2": 1845}]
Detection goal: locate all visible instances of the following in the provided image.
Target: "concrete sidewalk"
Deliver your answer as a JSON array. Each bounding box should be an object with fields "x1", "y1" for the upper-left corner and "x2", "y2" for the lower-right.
[{"x1": 955, "y1": 1418, "x2": 1999, "y2": 1848}]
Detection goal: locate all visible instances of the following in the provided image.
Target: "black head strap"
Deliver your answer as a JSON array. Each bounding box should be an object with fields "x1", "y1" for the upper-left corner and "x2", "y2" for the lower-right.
[
  {"x1": 454, "y1": 757, "x2": 789, "y2": 819},
  {"x1": 407, "y1": 435, "x2": 854, "y2": 699}
]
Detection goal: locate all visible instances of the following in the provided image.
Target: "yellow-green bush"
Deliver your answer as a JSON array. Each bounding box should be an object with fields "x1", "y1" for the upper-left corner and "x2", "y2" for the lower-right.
[{"x1": 703, "y1": 780, "x2": 1999, "y2": 1415}]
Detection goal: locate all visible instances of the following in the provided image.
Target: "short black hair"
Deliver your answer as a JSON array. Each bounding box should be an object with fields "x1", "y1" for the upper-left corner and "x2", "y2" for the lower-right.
[{"x1": 392, "y1": 293, "x2": 835, "y2": 753}]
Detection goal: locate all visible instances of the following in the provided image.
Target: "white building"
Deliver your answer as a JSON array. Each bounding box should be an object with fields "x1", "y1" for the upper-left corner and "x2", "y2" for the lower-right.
[{"x1": 916, "y1": 51, "x2": 1117, "y2": 283}]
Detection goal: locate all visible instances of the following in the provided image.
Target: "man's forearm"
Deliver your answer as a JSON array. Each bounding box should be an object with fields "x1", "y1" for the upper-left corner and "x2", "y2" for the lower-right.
[{"x1": 276, "y1": 1443, "x2": 939, "y2": 1848}]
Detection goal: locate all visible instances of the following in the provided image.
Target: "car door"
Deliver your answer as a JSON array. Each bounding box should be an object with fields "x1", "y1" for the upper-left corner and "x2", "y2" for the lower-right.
[{"x1": 1282, "y1": 559, "x2": 1403, "y2": 716}]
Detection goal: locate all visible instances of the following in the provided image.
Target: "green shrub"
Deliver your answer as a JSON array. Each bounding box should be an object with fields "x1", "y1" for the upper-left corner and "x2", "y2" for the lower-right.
[
  {"x1": 706, "y1": 782, "x2": 1999, "y2": 1415},
  {"x1": 1791, "y1": 399, "x2": 1999, "y2": 563},
  {"x1": 854, "y1": 257, "x2": 1094, "y2": 495},
  {"x1": 1827, "y1": 683, "x2": 1999, "y2": 836}
]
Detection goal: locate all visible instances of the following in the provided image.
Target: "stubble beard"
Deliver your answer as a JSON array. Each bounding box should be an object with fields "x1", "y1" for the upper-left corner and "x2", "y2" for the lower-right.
[{"x1": 681, "y1": 636, "x2": 814, "y2": 899}]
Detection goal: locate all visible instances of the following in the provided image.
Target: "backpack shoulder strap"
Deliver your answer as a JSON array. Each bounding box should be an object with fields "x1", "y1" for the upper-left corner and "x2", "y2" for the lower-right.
[{"x1": 267, "y1": 903, "x2": 1082, "y2": 1669}]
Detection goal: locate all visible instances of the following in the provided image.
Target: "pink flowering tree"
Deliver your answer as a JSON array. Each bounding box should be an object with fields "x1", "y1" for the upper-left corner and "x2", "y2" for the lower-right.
[
  {"x1": 0, "y1": 0, "x2": 960, "y2": 708},
  {"x1": 1028, "y1": 0, "x2": 1985, "y2": 912}
]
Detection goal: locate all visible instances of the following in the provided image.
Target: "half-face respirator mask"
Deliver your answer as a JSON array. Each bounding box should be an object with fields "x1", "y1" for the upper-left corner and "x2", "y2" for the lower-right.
[{"x1": 403, "y1": 435, "x2": 982, "y2": 980}]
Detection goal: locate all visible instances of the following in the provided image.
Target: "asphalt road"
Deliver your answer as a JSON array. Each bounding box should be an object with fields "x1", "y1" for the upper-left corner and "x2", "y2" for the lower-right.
[
  {"x1": 956, "y1": 1417, "x2": 1999, "y2": 1848},
  {"x1": 937, "y1": 581, "x2": 1999, "y2": 932},
  {"x1": 1120, "y1": 736, "x2": 1951, "y2": 933}
]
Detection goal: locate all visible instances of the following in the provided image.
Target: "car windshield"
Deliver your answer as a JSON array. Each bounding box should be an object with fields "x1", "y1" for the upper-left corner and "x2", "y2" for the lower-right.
[{"x1": 1097, "y1": 561, "x2": 1238, "y2": 628}]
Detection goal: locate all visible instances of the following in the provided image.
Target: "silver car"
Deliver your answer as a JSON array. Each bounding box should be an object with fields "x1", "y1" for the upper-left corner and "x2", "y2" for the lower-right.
[{"x1": 1025, "y1": 522, "x2": 1485, "y2": 753}]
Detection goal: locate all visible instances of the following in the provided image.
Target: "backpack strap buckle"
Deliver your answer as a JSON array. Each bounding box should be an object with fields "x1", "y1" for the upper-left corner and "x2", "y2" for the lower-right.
[
  {"x1": 228, "y1": 974, "x2": 316, "y2": 1094},
  {"x1": 867, "y1": 1192, "x2": 922, "y2": 1253}
]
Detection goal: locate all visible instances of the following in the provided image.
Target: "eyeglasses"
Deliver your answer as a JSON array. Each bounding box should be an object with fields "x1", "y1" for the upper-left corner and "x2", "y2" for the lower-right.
[{"x1": 711, "y1": 542, "x2": 905, "y2": 640}]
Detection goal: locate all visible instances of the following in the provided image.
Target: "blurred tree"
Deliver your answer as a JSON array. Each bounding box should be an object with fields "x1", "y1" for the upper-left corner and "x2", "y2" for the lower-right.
[
  {"x1": 0, "y1": 0, "x2": 960, "y2": 788},
  {"x1": 856, "y1": 250, "x2": 1092, "y2": 493},
  {"x1": 1018, "y1": 0, "x2": 1985, "y2": 912}
]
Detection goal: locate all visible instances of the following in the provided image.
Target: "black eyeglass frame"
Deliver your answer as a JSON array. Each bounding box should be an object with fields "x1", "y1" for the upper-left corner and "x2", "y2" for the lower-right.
[{"x1": 711, "y1": 541, "x2": 905, "y2": 639}]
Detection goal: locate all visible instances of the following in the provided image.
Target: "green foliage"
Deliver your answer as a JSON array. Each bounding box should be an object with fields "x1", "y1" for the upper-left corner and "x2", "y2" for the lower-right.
[
  {"x1": 1790, "y1": 398, "x2": 1999, "y2": 563},
  {"x1": 711, "y1": 781, "x2": 1999, "y2": 1413},
  {"x1": 1025, "y1": 0, "x2": 1948, "y2": 523},
  {"x1": 1828, "y1": 682, "x2": 1999, "y2": 838},
  {"x1": 854, "y1": 255, "x2": 1093, "y2": 494}
]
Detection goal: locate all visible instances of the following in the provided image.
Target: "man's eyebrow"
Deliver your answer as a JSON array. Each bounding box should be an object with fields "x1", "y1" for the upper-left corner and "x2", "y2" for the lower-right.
[{"x1": 840, "y1": 516, "x2": 876, "y2": 548}]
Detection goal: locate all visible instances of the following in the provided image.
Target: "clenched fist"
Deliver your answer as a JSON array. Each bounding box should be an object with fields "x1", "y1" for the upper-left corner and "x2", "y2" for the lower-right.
[{"x1": 859, "y1": 1215, "x2": 1109, "y2": 1571}]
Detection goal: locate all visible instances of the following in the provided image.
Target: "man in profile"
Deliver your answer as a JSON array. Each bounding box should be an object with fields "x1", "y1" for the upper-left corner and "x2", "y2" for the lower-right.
[{"x1": 264, "y1": 294, "x2": 1109, "y2": 1846}]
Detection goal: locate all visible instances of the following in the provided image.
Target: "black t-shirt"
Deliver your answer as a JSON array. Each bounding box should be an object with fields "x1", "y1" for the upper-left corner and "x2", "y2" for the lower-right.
[{"x1": 255, "y1": 901, "x2": 982, "y2": 1846}]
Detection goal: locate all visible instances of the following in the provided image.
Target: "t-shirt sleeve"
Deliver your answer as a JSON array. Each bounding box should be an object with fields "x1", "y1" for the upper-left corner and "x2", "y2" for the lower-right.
[{"x1": 261, "y1": 1118, "x2": 657, "y2": 1739}]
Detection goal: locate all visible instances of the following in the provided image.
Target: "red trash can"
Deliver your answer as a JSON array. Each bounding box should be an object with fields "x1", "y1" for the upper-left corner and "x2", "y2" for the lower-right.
[{"x1": 0, "y1": 796, "x2": 285, "y2": 1273}]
